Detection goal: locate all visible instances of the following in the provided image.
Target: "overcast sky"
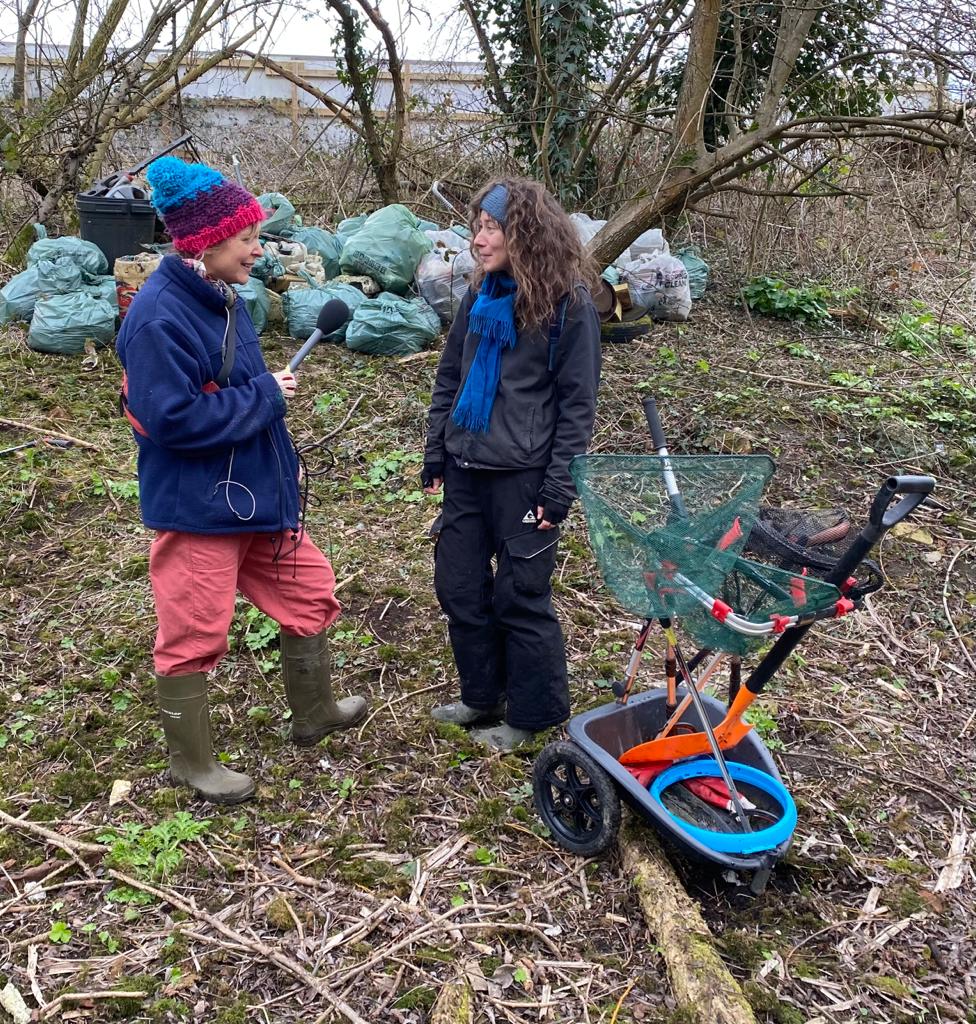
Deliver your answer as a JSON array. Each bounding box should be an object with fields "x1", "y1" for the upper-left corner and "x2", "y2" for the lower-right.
[
  {"x1": 0, "y1": 0, "x2": 478, "y2": 62},
  {"x1": 268, "y1": 1, "x2": 476, "y2": 61}
]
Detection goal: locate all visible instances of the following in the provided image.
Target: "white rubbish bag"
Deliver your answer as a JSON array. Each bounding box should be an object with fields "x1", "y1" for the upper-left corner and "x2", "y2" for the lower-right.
[{"x1": 623, "y1": 253, "x2": 692, "y2": 322}]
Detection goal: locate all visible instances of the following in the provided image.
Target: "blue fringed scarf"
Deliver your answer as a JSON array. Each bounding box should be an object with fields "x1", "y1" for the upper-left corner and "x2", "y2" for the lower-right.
[{"x1": 452, "y1": 272, "x2": 518, "y2": 433}]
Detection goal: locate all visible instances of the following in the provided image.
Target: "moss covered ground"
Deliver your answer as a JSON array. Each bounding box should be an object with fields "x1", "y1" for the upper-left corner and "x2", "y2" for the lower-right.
[{"x1": 0, "y1": 289, "x2": 973, "y2": 1022}]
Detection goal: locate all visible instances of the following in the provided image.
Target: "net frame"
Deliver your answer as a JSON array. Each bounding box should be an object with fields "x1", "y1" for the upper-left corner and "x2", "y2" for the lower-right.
[{"x1": 572, "y1": 454, "x2": 847, "y2": 652}]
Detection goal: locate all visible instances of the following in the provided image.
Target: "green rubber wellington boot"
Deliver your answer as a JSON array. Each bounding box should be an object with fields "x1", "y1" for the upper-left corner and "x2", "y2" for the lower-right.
[
  {"x1": 155, "y1": 673, "x2": 255, "y2": 804},
  {"x1": 280, "y1": 631, "x2": 368, "y2": 746}
]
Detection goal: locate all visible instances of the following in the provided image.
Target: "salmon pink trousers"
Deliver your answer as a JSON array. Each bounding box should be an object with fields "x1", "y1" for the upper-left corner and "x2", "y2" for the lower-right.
[{"x1": 149, "y1": 530, "x2": 340, "y2": 677}]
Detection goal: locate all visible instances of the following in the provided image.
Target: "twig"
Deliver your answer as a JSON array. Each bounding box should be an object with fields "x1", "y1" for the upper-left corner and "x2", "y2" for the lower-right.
[
  {"x1": 942, "y1": 544, "x2": 976, "y2": 674},
  {"x1": 106, "y1": 870, "x2": 370, "y2": 1024},
  {"x1": 450, "y1": 921, "x2": 565, "y2": 957},
  {"x1": 335, "y1": 568, "x2": 364, "y2": 593},
  {"x1": 329, "y1": 903, "x2": 470, "y2": 986},
  {"x1": 270, "y1": 854, "x2": 334, "y2": 890},
  {"x1": 0, "y1": 417, "x2": 100, "y2": 450},
  {"x1": 320, "y1": 897, "x2": 399, "y2": 954},
  {"x1": 315, "y1": 394, "x2": 364, "y2": 443},
  {"x1": 609, "y1": 980, "x2": 636, "y2": 1024},
  {"x1": 38, "y1": 990, "x2": 147, "y2": 1021},
  {"x1": 710, "y1": 363, "x2": 883, "y2": 396},
  {"x1": 0, "y1": 808, "x2": 104, "y2": 892},
  {"x1": 397, "y1": 349, "x2": 439, "y2": 364}
]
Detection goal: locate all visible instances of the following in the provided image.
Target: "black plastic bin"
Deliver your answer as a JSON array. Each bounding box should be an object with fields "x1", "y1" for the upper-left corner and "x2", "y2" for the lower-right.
[{"x1": 76, "y1": 193, "x2": 157, "y2": 266}]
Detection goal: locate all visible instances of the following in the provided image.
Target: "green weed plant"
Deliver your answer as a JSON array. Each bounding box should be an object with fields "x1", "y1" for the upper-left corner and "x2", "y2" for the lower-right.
[
  {"x1": 236, "y1": 604, "x2": 280, "y2": 671},
  {"x1": 741, "y1": 277, "x2": 858, "y2": 324},
  {"x1": 886, "y1": 302, "x2": 975, "y2": 355},
  {"x1": 352, "y1": 449, "x2": 425, "y2": 503},
  {"x1": 98, "y1": 812, "x2": 210, "y2": 904},
  {"x1": 744, "y1": 702, "x2": 784, "y2": 751}
]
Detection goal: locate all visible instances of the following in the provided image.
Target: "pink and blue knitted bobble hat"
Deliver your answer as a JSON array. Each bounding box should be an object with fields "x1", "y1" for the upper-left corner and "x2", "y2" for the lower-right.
[{"x1": 146, "y1": 156, "x2": 266, "y2": 255}]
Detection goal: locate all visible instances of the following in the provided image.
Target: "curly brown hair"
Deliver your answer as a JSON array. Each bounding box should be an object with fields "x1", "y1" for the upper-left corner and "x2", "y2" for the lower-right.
[{"x1": 467, "y1": 177, "x2": 600, "y2": 330}]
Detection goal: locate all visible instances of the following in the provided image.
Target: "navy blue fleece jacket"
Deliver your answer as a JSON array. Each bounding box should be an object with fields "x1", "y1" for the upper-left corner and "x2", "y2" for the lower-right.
[{"x1": 116, "y1": 256, "x2": 299, "y2": 533}]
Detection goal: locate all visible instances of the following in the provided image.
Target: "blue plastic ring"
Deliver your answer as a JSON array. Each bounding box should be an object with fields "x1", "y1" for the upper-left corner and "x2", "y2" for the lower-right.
[{"x1": 649, "y1": 758, "x2": 797, "y2": 855}]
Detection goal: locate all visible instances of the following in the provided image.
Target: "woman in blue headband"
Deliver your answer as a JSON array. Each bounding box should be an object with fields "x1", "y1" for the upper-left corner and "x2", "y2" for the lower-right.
[{"x1": 422, "y1": 178, "x2": 602, "y2": 750}]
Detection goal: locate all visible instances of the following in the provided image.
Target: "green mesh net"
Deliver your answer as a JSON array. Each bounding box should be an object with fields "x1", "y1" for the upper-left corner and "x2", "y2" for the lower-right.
[
  {"x1": 571, "y1": 454, "x2": 842, "y2": 654},
  {"x1": 673, "y1": 545, "x2": 842, "y2": 654}
]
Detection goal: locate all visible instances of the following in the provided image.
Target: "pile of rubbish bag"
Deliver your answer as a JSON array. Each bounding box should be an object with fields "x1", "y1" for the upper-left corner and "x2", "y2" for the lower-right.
[
  {"x1": 0, "y1": 232, "x2": 118, "y2": 353},
  {"x1": 0, "y1": 188, "x2": 712, "y2": 358},
  {"x1": 255, "y1": 194, "x2": 471, "y2": 357},
  {"x1": 569, "y1": 213, "x2": 709, "y2": 322}
]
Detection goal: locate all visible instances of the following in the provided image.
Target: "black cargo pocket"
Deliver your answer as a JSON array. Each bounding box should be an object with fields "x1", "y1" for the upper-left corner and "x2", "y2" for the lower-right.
[
  {"x1": 428, "y1": 512, "x2": 444, "y2": 542},
  {"x1": 504, "y1": 526, "x2": 560, "y2": 596},
  {"x1": 430, "y1": 512, "x2": 444, "y2": 569}
]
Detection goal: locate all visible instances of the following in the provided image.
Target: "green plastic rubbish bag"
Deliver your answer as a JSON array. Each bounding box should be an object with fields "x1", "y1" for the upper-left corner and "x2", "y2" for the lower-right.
[
  {"x1": 0, "y1": 268, "x2": 40, "y2": 323},
  {"x1": 257, "y1": 193, "x2": 299, "y2": 235},
  {"x1": 282, "y1": 282, "x2": 367, "y2": 341},
  {"x1": 345, "y1": 293, "x2": 440, "y2": 356},
  {"x1": 339, "y1": 205, "x2": 432, "y2": 294},
  {"x1": 28, "y1": 294, "x2": 116, "y2": 354},
  {"x1": 284, "y1": 227, "x2": 341, "y2": 279},
  {"x1": 27, "y1": 236, "x2": 108, "y2": 277},
  {"x1": 417, "y1": 218, "x2": 440, "y2": 233},
  {"x1": 83, "y1": 276, "x2": 119, "y2": 308},
  {"x1": 251, "y1": 245, "x2": 286, "y2": 283},
  {"x1": 675, "y1": 248, "x2": 710, "y2": 300},
  {"x1": 234, "y1": 277, "x2": 271, "y2": 334},
  {"x1": 36, "y1": 256, "x2": 84, "y2": 295},
  {"x1": 335, "y1": 214, "x2": 368, "y2": 248}
]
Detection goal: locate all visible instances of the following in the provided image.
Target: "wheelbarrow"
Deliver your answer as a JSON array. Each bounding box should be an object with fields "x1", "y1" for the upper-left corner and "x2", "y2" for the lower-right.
[{"x1": 533, "y1": 397, "x2": 935, "y2": 891}]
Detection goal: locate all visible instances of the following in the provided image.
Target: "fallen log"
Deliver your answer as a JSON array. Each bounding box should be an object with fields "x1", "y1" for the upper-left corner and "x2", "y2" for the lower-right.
[{"x1": 620, "y1": 820, "x2": 757, "y2": 1024}]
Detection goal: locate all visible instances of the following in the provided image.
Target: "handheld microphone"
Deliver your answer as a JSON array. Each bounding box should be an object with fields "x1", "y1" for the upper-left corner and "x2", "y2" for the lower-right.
[{"x1": 287, "y1": 298, "x2": 350, "y2": 371}]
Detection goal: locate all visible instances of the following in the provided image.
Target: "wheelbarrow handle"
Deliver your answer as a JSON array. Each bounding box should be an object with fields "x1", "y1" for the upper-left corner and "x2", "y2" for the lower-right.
[
  {"x1": 642, "y1": 397, "x2": 668, "y2": 452},
  {"x1": 868, "y1": 474, "x2": 936, "y2": 533},
  {"x1": 815, "y1": 472, "x2": 936, "y2": 590}
]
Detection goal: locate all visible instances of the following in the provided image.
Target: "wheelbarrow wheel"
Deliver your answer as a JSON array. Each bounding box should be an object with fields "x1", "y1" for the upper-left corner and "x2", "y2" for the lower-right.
[{"x1": 533, "y1": 741, "x2": 621, "y2": 856}]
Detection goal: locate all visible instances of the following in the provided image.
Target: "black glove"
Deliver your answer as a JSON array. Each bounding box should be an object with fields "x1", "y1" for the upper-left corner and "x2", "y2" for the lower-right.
[
  {"x1": 421, "y1": 460, "x2": 444, "y2": 488},
  {"x1": 537, "y1": 495, "x2": 570, "y2": 526}
]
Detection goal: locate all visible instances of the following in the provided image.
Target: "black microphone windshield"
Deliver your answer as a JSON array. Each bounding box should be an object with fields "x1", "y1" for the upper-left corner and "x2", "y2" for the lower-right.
[
  {"x1": 286, "y1": 298, "x2": 354, "y2": 372},
  {"x1": 316, "y1": 298, "x2": 350, "y2": 337}
]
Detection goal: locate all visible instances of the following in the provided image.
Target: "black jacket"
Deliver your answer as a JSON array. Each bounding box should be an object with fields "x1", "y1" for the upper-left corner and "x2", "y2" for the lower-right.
[{"x1": 424, "y1": 285, "x2": 601, "y2": 507}]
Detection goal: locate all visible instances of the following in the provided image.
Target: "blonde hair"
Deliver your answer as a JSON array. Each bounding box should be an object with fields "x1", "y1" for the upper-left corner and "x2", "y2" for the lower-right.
[{"x1": 468, "y1": 177, "x2": 599, "y2": 329}]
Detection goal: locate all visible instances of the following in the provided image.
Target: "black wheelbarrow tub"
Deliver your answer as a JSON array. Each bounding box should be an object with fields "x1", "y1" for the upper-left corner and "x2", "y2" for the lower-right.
[{"x1": 566, "y1": 688, "x2": 792, "y2": 872}]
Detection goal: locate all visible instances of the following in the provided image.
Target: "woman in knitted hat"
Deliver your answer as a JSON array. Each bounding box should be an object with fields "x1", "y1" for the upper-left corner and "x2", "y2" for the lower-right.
[
  {"x1": 117, "y1": 157, "x2": 366, "y2": 804},
  {"x1": 422, "y1": 178, "x2": 602, "y2": 750}
]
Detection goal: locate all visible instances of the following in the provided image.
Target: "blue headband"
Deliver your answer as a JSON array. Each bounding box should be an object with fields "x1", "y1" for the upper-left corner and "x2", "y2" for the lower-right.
[{"x1": 480, "y1": 184, "x2": 509, "y2": 226}]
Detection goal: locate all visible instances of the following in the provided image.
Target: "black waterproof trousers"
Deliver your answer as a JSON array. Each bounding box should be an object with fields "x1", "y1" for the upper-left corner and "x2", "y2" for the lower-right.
[{"x1": 434, "y1": 461, "x2": 570, "y2": 731}]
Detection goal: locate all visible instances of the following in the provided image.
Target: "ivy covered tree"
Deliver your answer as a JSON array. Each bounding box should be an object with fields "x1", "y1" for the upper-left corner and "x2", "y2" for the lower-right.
[
  {"x1": 651, "y1": 0, "x2": 893, "y2": 150},
  {"x1": 463, "y1": 0, "x2": 613, "y2": 203},
  {"x1": 462, "y1": 0, "x2": 970, "y2": 259},
  {"x1": 246, "y1": 0, "x2": 407, "y2": 204}
]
